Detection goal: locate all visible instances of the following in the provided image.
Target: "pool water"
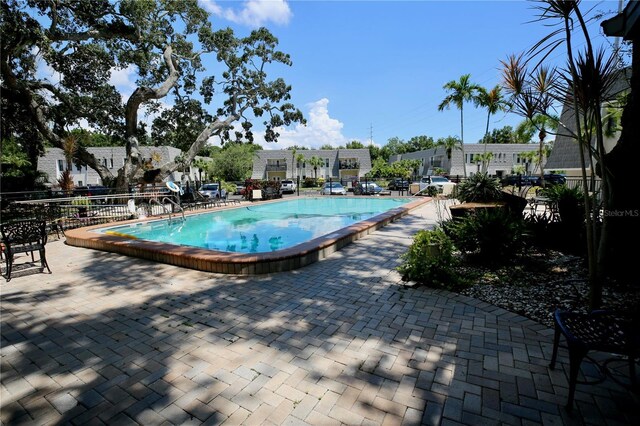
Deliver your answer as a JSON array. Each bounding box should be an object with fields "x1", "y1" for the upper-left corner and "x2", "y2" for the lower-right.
[{"x1": 98, "y1": 197, "x2": 411, "y2": 254}]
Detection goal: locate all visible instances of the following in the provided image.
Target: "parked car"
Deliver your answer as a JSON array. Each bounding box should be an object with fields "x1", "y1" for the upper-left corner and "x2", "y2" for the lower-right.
[
  {"x1": 416, "y1": 176, "x2": 456, "y2": 194},
  {"x1": 501, "y1": 175, "x2": 539, "y2": 187},
  {"x1": 281, "y1": 179, "x2": 296, "y2": 194},
  {"x1": 72, "y1": 184, "x2": 109, "y2": 197},
  {"x1": 354, "y1": 182, "x2": 383, "y2": 195},
  {"x1": 501, "y1": 174, "x2": 566, "y2": 187},
  {"x1": 321, "y1": 182, "x2": 347, "y2": 195},
  {"x1": 199, "y1": 183, "x2": 226, "y2": 199},
  {"x1": 388, "y1": 178, "x2": 410, "y2": 191},
  {"x1": 541, "y1": 173, "x2": 567, "y2": 186},
  {"x1": 73, "y1": 184, "x2": 110, "y2": 203},
  {"x1": 233, "y1": 181, "x2": 246, "y2": 195}
]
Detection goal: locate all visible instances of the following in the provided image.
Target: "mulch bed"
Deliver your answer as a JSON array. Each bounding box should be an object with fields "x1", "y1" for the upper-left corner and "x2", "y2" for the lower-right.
[{"x1": 455, "y1": 250, "x2": 640, "y2": 328}]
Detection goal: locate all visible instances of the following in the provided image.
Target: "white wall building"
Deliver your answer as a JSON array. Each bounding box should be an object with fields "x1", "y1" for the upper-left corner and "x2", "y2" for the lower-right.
[
  {"x1": 390, "y1": 143, "x2": 545, "y2": 178},
  {"x1": 37, "y1": 146, "x2": 210, "y2": 187}
]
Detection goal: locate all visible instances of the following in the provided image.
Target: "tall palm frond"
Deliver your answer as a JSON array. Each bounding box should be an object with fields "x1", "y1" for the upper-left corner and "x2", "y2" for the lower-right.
[
  {"x1": 525, "y1": 0, "x2": 577, "y2": 68},
  {"x1": 438, "y1": 74, "x2": 481, "y2": 177},
  {"x1": 61, "y1": 134, "x2": 79, "y2": 170},
  {"x1": 476, "y1": 84, "x2": 509, "y2": 170}
]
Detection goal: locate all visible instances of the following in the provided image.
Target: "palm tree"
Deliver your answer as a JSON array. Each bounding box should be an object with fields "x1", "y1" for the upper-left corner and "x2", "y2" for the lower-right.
[
  {"x1": 290, "y1": 148, "x2": 297, "y2": 179},
  {"x1": 438, "y1": 74, "x2": 482, "y2": 177},
  {"x1": 516, "y1": 114, "x2": 558, "y2": 186},
  {"x1": 295, "y1": 153, "x2": 305, "y2": 182},
  {"x1": 436, "y1": 136, "x2": 462, "y2": 172},
  {"x1": 58, "y1": 134, "x2": 79, "y2": 192},
  {"x1": 503, "y1": 1, "x2": 622, "y2": 309},
  {"x1": 308, "y1": 156, "x2": 324, "y2": 181},
  {"x1": 476, "y1": 85, "x2": 509, "y2": 172}
]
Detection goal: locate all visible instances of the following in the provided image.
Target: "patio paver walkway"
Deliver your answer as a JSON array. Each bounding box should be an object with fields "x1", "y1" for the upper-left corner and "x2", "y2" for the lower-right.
[{"x1": 1, "y1": 200, "x2": 638, "y2": 425}]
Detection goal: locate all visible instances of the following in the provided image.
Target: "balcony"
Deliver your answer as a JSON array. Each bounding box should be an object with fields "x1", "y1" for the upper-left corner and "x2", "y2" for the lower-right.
[
  {"x1": 265, "y1": 164, "x2": 287, "y2": 171},
  {"x1": 339, "y1": 161, "x2": 360, "y2": 170}
]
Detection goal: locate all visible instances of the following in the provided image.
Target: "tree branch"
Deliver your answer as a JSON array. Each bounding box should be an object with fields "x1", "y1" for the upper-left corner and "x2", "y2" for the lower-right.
[{"x1": 124, "y1": 45, "x2": 179, "y2": 138}]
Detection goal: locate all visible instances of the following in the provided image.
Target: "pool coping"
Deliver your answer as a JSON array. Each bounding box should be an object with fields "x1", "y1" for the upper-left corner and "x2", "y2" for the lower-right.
[{"x1": 64, "y1": 196, "x2": 432, "y2": 274}]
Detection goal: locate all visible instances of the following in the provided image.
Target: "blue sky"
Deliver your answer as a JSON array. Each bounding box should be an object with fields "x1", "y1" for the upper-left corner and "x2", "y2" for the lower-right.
[{"x1": 108, "y1": 1, "x2": 622, "y2": 149}]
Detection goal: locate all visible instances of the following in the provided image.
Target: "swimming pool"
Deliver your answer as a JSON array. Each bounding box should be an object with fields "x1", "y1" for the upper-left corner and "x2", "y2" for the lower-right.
[
  {"x1": 65, "y1": 196, "x2": 431, "y2": 274},
  {"x1": 98, "y1": 197, "x2": 411, "y2": 254}
]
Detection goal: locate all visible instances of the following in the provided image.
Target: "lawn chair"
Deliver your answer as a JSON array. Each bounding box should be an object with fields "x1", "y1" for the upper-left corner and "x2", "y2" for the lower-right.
[
  {"x1": 0, "y1": 219, "x2": 51, "y2": 281},
  {"x1": 549, "y1": 309, "x2": 639, "y2": 410}
]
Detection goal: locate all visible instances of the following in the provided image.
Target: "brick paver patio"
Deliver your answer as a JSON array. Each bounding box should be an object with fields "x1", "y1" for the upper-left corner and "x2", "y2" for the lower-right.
[{"x1": 1, "y1": 200, "x2": 638, "y2": 425}]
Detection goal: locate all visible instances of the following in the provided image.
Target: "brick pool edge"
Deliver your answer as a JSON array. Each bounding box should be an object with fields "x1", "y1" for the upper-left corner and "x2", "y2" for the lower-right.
[{"x1": 64, "y1": 197, "x2": 432, "y2": 274}]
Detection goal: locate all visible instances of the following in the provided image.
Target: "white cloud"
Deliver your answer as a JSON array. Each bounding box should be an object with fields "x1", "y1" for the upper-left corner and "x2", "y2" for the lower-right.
[
  {"x1": 201, "y1": 0, "x2": 292, "y2": 27},
  {"x1": 258, "y1": 98, "x2": 351, "y2": 150},
  {"x1": 109, "y1": 65, "x2": 137, "y2": 93}
]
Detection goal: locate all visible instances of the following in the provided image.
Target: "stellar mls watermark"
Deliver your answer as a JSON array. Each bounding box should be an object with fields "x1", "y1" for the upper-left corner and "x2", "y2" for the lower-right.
[{"x1": 602, "y1": 209, "x2": 639, "y2": 217}]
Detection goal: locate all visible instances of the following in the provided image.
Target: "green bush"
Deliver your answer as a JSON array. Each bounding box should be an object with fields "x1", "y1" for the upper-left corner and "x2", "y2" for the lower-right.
[
  {"x1": 538, "y1": 184, "x2": 584, "y2": 224},
  {"x1": 303, "y1": 177, "x2": 321, "y2": 188},
  {"x1": 425, "y1": 186, "x2": 439, "y2": 197},
  {"x1": 456, "y1": 172, "x2": 503, "y2": 203},
  {"x1": 71, "y1": 196, "x2": 90, "y2": 206},
  {"x1": 445, "y1": 208, "x2": 524, "y2": 263},
  {"x1": 398, "y1": 228, "x2": 460, "y2": 289}
]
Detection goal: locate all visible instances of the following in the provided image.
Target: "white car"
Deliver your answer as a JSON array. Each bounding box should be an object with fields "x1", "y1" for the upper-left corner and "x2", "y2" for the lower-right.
[
  {"x1": 417, "y1": 176, "x2": 456, "y2": 195},
  {"x1": 281, "y1": 179, "x2": 296, "y2": 194},
  {"x1": 199, "y1": 183, "x2": 226, "y2": 199},
  {"x1": 321, "y1": 182, "x2": 347, "y2": 195}
]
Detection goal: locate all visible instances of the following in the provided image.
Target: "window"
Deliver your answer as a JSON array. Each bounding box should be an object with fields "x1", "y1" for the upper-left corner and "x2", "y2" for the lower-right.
[
  {"x1": 103, "y1": 158, "x2": 108, "y2": 166},
  {"x1": 76, "y1": 164, "x2": 82, "y2": 172},
  {"x1": 78, "y1": 180, "x2": 83, "y2": 186},
  {"x1": 110, "y1": 158, "x2": 114, "y2": 168},
  {"x1": 325, "y1": 158, "x2": 329, "y2": 167},
  {"x1": 57, "y1": 160, "x2": 64, "y2": 172}
]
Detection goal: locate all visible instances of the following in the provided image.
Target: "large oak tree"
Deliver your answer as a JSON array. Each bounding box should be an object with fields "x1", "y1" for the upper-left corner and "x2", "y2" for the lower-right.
[{"x1": 1, "y1": 0, "x2": 304, "y2": 190}]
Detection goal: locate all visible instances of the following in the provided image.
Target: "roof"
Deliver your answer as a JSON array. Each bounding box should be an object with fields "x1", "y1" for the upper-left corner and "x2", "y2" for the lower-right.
[
  {"x1": 601, "y1": 1, "x2": 640, "y2": 40},
  {"x1": 545, "y1": 69, "x2": 631, "y2": 171}
]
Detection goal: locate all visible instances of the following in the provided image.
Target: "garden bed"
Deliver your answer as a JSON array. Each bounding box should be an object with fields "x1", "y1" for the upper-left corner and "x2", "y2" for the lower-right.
[{"x1": 455, "y1": 249, "x2": 640, "y2": 328}]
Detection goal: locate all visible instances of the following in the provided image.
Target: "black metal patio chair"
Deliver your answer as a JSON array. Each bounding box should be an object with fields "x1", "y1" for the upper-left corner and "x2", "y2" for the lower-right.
[
  {"x1": 0, "y1": 219, "x2": 51, "y2": 282},
  {"x1": 549, "y1": 309, "x2": 640, "y2": 410}
]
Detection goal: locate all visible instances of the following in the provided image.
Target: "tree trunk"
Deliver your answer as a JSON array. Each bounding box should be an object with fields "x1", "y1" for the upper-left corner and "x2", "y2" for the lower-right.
[
  {"x1": 538, "y1": 127, "x2": 546, "y2": 188},
  {"x1": 460, "y1": 106, "x2": 467, "y2": 177},
  {"x1": 561, "y1": 17, "x2": 599, "y2": 310},
  {"x1": 602, "y1": 43, "x2": 640, "y2": 284}
]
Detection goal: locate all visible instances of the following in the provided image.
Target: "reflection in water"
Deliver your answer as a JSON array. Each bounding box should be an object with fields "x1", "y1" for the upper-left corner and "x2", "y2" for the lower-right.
[
  {"x1": 231, "y1": 217, "x2": 260, "y2": 226},
  {"x1": 250, "y1": 234, "x2": 259, "y2": 252},
  {"x1": 269, "y1": 236, "x2": 284, "y2": 251}
]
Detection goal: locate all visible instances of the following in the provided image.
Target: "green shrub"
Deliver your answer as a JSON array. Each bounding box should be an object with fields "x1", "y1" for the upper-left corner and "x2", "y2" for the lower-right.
[
  {"x1": 523, "y1": 211, "x2": 556, "y2": 248},
  {"x1": 303, "y1": 177, "x2": 319, "y2": 188},
  {"x1": 398, "y1": 228, "x2": 460, "y2": 289},
  {"x1": 425, "y1": 186, "x2": 439, "y2": 197},
  {"x1": 538, "y1": 184, "x2": 584, "y2": 224},
  {"x1": 71, "y1": 196, "x2": 90, "y2": 206},
  {"x1": 445, "y1": 208, "x2": 524, "y2": 263},
  {"x1": 456, "y1": 172, "x2": 503, "y2": 203},
  {"x1": 221, "y1": 181, "x2": 236, "y2": 195}
]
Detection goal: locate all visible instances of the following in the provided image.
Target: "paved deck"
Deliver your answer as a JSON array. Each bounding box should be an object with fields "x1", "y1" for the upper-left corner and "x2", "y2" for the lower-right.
[{"x1": 1, "y1": 200, "x2": 638, "y2": 425}]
